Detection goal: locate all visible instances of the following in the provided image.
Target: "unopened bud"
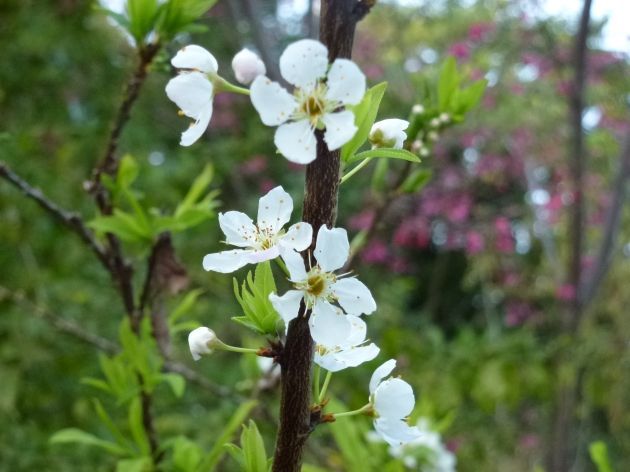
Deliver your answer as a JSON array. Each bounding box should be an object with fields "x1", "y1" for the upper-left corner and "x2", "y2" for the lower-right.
[
  {"x1": 412, "y1": 104, "x2": 425, "y2": 115},
  {"x1": 231, "y1": 48, "x2": 266, "y2": 85},
  {"x1": 188, "y1": 327, "x2": 218, "y2": 361},
  {"x1": 429, "y1": 118, "x2": 441, "y2": 128},
  {"x1": 411, "y1": 140, "x2": 423, "y2": 152},
  {"x1": 419, "y1": 146, "x2": 430, "y2": 157},
  {"x1": 369, "y1": 119, "x2": 409, "y2": 149},
  {"x1": 427, "y1": 131, "x2": 439, "y2": 142},
  {"x1": 439, "y1": 113, "x2": 450, "y2": 124}
]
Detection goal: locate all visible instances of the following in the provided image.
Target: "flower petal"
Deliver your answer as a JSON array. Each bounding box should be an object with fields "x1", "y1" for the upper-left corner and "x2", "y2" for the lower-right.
[
  {"x1": 280, "y1": 222, "x2": 313, "y2": 252},
  {"x1": 280, "y1": 247, "x2": 308, "y2": 282},
  {"x1": 374, "y1": 378, "x2": 415, "y2": 419},
  {"x1": 244, "y1": 246, "x2": 280, "y2": 264},
  {"x1": 180, "y1": 105, "x2": 212, "y2": 146},
  {"x1": 250, "y1": 76, "x2": 297, "y2": 126},
  {"x1": 369, "y1": 359, "x2": 397, "y2": 394},
  {"x1": 325, "y1": 58, "x2": 366, "y2": 105},
  {"x1": 218, "y1": 211, "x2": 257, "y2": 247},
  {"x1": 166, "y1": 72, "x2": 213, "y2": 119},
  {"x1": 172, "y1": 45, "x2": 218, "y2": 73},
  {"x1": 257, "y1": 186, "x2": 293, "y2": 234},
  {"x1": 309, "y1": 301, "x2": 351, "y2": 347},
  {"x1": 269, "y1": 290, "x2": 304, "y2": 325},
  {"x1": 374, "y1": 418, "x2": 421, "y2": 447},
  {"x1": 274, "y1": 119, "x2": 317, "y2": 164},
  {"x1": 202, "y1": 249, "x2": 253, "y2": 273},
  {"x1": 322, "y1": 110, "x2": 357, "y2": 151},
  {"x1": 370, "y1": 119, "x2": 409, "y2": 149},
  {"x1": 331, "y1": 277, "x2": 376, "y2": 315},
  {"x1": 279, "y1": 39, "x2": 329, "y2": 90},
  {"x1": 345, "y1": 315, "x2": 367, "y2": 346},
  {"x1": 334, "y1": 343, "x2": 380, "y2": 368},
  {"x1": 314, "y1": 225, "x2": 349, "y2": 272}
]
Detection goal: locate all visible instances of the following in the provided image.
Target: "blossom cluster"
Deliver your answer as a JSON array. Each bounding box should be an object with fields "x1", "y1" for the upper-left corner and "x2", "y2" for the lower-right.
[{"x1": 171, "y1": 39, "x2": 428, "y2": 449}]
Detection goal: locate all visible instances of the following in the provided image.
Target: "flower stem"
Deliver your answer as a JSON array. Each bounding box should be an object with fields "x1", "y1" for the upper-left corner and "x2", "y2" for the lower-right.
[
  {"x1": 340, "y1": 158, "x2": 372, "y2": 184},
  {"x1": 215, "y1": 77, "x2": 250, "y2": 96},
  {"x1": 318, "y1": 370, "x2": 333, "y2": 403},
  {"x1": 313, "y1": 364, "x2": 321, "y2": 400},
  {"x1": 332, "y1": 403, "x2": 373, "y2": 418},
  {"x1": 220, "y1": 342, "x2": 259, "y2": 354}
]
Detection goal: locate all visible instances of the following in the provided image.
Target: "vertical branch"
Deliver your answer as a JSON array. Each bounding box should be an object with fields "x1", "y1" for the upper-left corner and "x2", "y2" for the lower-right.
[
  {"x1": 565, "y1": 0, "x2": 592, "y2": 331},
  {"x1": 548, "y1": 2, "x2": 592, "y2": 472},
  {"x1": 272, "y1": 1, "x2": 373, "y2": 470}
]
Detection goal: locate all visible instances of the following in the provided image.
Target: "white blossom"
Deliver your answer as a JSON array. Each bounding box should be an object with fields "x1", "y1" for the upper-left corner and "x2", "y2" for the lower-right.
[
  {"x1": 250, "y1": 39, "x2": 366, "y2": 164},
  {"x1": 314, "y1": 314, "x2": 379, "y2": 372},
  {"x1": 369, "y1": 360, "x2": 422, "y2": 447},
  {"x1": 232, "y1": 48, "x2": 266, "y2": 85},
  {"x1": 369, "y1": 119, "x2": 409, "y2": 149},
  {"x1": 188, "y1": 327, "x2": 217, "y2": 361},
  {"x1": 203, "y1": 186, "x2": 312, "y2": 273},
  {"x1": 389, "y1": 419, "x2": 457, "y2": 471},
  {"x1": 166, "y1": 45, "x2": 219, "y2": 146},
  {"x1": 269, "y1": 226, "x2": 376, "y2": 345}
]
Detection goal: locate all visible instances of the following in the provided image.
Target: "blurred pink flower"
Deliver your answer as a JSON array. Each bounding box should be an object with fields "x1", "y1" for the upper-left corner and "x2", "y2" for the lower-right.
[
  {"x1": 465, "y1": 230, "x2": 485, "y2": 254},
  {"x1": 361, "y1": 239, "x2": 390, "y2": 264},
  {"x1": 394, "y1": 217, "x2": 430, "y2": 248},
  {"x1": 468, "y1": 22, "x2": 495, "y2": 42},
  {"x1": 258, "y1": 178, "x2": 276, "y2": 194},
  {"x1": 349, "y1": 210, "x2": 375, "y2": 231},
  {"x1": 505, "y1": 300, "x2": 533, "y2": 326},
  {"x1": 448, "y1": 42, "x2": 471, "y2": 61},
  {"x1": 555, "y1": 284, "x2": 576, "y2": 302},
  {"x1": 240, "y1": 155, "x2": 268, "y2": 175}
]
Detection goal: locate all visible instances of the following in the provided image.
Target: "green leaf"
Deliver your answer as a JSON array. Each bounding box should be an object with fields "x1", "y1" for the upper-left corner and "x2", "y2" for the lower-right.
[
  {"x1": 156, "y1": 0, "x2": 218, "y2": 40},
  {"x1": 169, "y1": 289, "x2": 204, "y2": 326},
  {"x1": 127, "y1": 0, "x2": 160, "y2": 43},
  {"x1": 438, "y1": 56, "x2": 460, "y2": 110},
  {"x1": 92, "y1": 398, "x2": 135, "y2": 454},
  {"x1": 50, "y1": 428, "x2": 127, "y2": 456},
  {"x1": 118, "y1": 154, "x2": 140, "y2": 189},
  {"x1": 160, "y1": 373, "x2": 185, "y2": 398},
  {"x1": 116, "y1": 457, "x2": 152, "y2": 472},
  {"x1": 177, "y1": 164, "x2": 214, "y2": 214},
  {"x1": 96, "y1": 7, "x2": 131, "y2": 29},
  {"x1": 128, "y1": 397, "x2": 150, "y2": 455},
  {"x1": 170, "y1": 436, "x2": 203, "y2": 472},
  {"x1": 201, "y1": 400, "x2": 258, "y2": 470},
  {"x1": 232, "y1": 262, "x2": 280, "y2": 335},
  {"x1": 589, "y1": 441, "x2": 613, "y2": 472},
  {"x1": 399, "y1": 169, "x2": 432, "y2": 194},
  {"x1": 341, "y1": 82, "x2": 388, "y2": 162},
  {"x1": 88, "y1": 210, "x2": 153, "y2": 243},
  {"x1": 347, "y1": 148, "x2": 421, "y2": 165},
  {"x1": 240, "y1": 420, "x2": 268, "y2": 472},
  {"x1": 455, "y1": 79, "x2": 487, "y2": 114}
]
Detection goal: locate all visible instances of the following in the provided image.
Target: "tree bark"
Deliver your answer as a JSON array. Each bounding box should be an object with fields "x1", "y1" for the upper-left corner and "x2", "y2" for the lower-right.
[{"x1": 272, "y1": 1, "x2": 373, "y2": 470}]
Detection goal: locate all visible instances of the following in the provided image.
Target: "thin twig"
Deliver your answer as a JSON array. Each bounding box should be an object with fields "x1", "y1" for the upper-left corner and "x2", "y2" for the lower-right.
[
  {"x1": 0, "y1": 161, "x2": 110, "y2": 270},
  {"x1": 0, "y1": 285, "x2": 237, "y2": 398}
]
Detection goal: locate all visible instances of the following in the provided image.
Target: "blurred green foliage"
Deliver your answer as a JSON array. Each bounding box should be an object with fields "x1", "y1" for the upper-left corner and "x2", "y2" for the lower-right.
[{"x1": 1, "y1": 0, "x2": 629, "y2": 471}]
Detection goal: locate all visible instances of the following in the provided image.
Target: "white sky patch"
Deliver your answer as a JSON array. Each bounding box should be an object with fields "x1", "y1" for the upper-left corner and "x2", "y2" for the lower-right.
[{"x1": 537, "y1": 0, "x2": 629, "y2": 52}]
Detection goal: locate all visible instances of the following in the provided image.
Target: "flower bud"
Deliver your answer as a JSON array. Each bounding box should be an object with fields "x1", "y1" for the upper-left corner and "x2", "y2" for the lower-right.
[
  {"x1": 188, "y1": 327, "x2": 218, "y2": 361},
  {"x1": 411, "y1": 104, "x2": 424, "y2": 115},
  {"x1": 369, "y1": 119, "x2": 409, "y2": 149},
  {"x1": 231, "y1": 48, "x2": 266, "y2": 85}
]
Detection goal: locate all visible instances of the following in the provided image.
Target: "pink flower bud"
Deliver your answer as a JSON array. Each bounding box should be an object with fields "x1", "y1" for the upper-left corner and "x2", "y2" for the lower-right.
[{"x1": 231, "y1": 48, "x2": 266, "y2": 85}]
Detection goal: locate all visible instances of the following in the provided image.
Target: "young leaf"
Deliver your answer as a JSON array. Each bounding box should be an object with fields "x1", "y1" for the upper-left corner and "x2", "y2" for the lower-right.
[
  {"x1": 88, "y1": 210, "x2": 153, "y2": 243},
  {"x1": 160, "y1": 373, "x2": 185, "y2": 398},
  {"x1": 92, "y1": 398, "x2": 135, "y2": 454},
  {"x1": 347, "y1": 148, "x2": 421, "y2": 165},
  {"x1": 128, "y1": 397, "x2": 150, "y2": 456},
  {"x1": 50, "y1": 428, "x2": 127, "y2": 456},
  {"x1": 589, "y1": 441, "x2": 612, "y2": 472},
  {"x1": 232, "y1": 262, "x2": 280, "y2": 335},
  {"x1": 341, "y1": 82, "x2": 388, "y2": 162},
  {"x1": 170, "y1": 436, "x2": 203, "y2": 472},
  {"x1": 201, "y1": 400, "x2": 258, "y2": 470},
  {"x1": 116, "y1": 457, "x2": 152, "y2": 472},
  {"x1": 438, "y1": 56, "x2": 460, "y2": 110},
  {"x1": 399, "y1": 169, "x2": 432, "y2": 194},
  {"x1": 240, "y1": 420, "x2": 268, "y2": 472}
]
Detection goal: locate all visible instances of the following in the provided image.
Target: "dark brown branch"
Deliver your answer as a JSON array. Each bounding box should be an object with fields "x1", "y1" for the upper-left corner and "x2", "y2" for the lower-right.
[
  {"x1": 565, "y1": 0, "x2": 592, "y2": 332},
  {"x1": 272, "y1": 2, "x2": 373, "y2": 470},
  {"x1": 91, "y1": 43, "x2": 161, "y2": 192},
  {"x1": 581, "y1": 136, "x2": 630, "y2": 306},
  {"x1": 0, "y1": 161, "x2": 110, "y2": 270}
]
